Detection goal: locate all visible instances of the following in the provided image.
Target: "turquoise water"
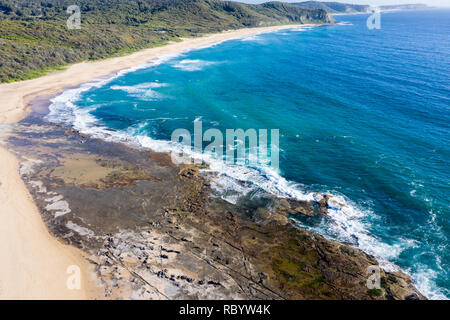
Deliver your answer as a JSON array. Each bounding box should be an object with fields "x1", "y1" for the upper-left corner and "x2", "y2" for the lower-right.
[{"x1": 47, "y1": 9, "x2": 450, "y2": 299}]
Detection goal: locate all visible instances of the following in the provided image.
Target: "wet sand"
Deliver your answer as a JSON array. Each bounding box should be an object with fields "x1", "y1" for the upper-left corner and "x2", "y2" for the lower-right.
[{"x1": 0, "y1": 147, "x2": 100, "y2": 299}]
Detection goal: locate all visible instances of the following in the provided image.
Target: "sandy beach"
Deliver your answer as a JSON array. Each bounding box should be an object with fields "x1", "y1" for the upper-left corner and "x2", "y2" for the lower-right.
[
  {"x1": 0, "y1": 148, "x2": 100, "y2": 299},
  {"x1": 0, "y1": 24, "x2": 308, "y2": 300}
]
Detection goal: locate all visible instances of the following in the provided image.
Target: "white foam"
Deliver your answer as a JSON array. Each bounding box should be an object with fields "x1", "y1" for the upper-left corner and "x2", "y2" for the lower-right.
[
  {"x1": 240, "y1": 35, "x2": 267, "y2": 43},
  {"x1": 337, "y1": 21, "x2": 354, "y2": 26},
  {"x1": 288, "y1": 26, "x2": 316, "y2": 32},
  {"x1": 172, "y1": 59, "x2": 217, "y2": 71},
  {"x1": 411, "y1": 265, "x2": 449, "y2": 300},
  {"x1": 130, "y1": 131, "x2": 416, "y2": 274},
  {"x1": 45, "y1": 37, "x2": 444, "y2": 299},
  {"x1": 46, "y1": 53, "x2": 181, "y2": 127},
  {"x1": 110, "y1": 82, "x2": 168, "y2": 100},
  {"x1": 47, "y1": 77, "x2": 417, "y2": 290}
]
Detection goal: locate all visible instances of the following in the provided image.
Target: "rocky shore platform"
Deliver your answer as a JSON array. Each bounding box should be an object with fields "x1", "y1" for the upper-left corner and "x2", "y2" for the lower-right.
[{"x1": 0, "y1": 107, "x2": 425, "y2": 300}]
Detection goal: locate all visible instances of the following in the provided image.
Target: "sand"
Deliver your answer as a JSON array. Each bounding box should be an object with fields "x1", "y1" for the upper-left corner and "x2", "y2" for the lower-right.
[
  {"x1": 0, "y1": 148, "x2": 100, "y2": 299},
  {"x1": 0, "y1": 24, "x2": 308, "y2": 299}
]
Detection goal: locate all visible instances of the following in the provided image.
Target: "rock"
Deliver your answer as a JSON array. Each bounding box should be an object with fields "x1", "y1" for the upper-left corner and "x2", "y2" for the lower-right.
[
  {"x1": 317, "y1": 194, "x2": 331, "y2": 214},
  {"x1": 279, "y1": 199, "x2": 290, "y2": 209},
  {"x1": 273, "y1": 195, "x2": 333, "y2": 217},
  {"x1": 120, "y1": 252, "x2": 140, "y2": 266},
  {"x1": 267, "y1": 214, "x2": 289, "y2": 226},
  {"x1": 178, "y1": 166, "x2": 199, "y2": 178},
  {"x1": 274, "y1": 198, "x2": 315, "y2": 216},
  {"x1": 384, "y1": 271, "x2": 426, "y2": 300},
  {"x1": 9, "y1": 117, "x2": 426, "y2": 300},
  {"x1": 253, "y1": 208, "x2": 271, "y2": 221}
]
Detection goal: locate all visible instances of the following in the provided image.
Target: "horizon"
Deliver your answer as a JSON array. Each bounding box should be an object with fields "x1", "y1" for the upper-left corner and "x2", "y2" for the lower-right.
[{"x1": 239, "y1": 1, "x2": 450, "y2": 8}]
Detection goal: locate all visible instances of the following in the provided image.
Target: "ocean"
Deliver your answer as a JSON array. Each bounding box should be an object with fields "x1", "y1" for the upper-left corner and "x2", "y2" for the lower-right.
[{"x1": 46, "y1": 9, "x2": 450, "y2": 299}]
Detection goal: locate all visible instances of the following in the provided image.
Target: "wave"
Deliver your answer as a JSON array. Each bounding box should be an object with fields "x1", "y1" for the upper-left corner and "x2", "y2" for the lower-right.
[
  {"x1": 411, "y1": 263, "x2": 449, "y2": 300},
  {"x1": 288, "y1": 26, "x2": 316, "y2": 32},
  {"x1": 240, "y1": 35, "x2": 265, "y2": 42},
  {"x1": 336, "y1": 21, "x2": 354, "y2": 26},
  {"x1": 46, "y1": 53, "x2": 181, "y2": 127},
  {"x1": 47, "y1": 72, "x2": 446, "y2": 298},
  {"x1": 47, "y1": 77, "x2": 407, "y2": 270},
  {"x1": 172, "y1": 59, "x2": 217, "y2": 71},
  {"x1": 45, "y1": 36, "x2": 445, "y2": 299},
  {"x1": 110, "y1": 82, "x2": 168, "y2": 100}
]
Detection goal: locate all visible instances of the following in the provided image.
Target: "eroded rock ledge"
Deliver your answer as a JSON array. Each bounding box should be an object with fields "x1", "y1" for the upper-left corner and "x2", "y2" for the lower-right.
[{"x1": 2, "y1": 116, "x2": 425, "y2": 300}]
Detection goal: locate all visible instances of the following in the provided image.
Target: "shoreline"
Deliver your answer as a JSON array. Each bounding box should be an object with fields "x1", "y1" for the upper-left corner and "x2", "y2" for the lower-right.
[
  {"x1": 0, "y1": 24, "x2": 315, "y2": 125},
  {"x1": 3, "y1": 109, "x2": 425, "y2": 300},
  {"x1": 0, "y1": 22, "x2": 428, "y2": 300},
  {"x1": 0, "y1": 23, "x2": 317, "y2": 300},
  {"x1": 0, "y1": 147, "x2": 101, "y2": 299}
]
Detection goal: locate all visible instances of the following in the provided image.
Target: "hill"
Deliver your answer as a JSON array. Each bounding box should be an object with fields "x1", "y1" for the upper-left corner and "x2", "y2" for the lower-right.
[
  {"x1": 0, "y1": 0, "x2": 332, "y2": 83},
  {"x1": 292, "y1": 1, "x2": 370, "y2": 14},
  {"x1": 293, "y1": 2, "x2": 431, "y2": 14}
]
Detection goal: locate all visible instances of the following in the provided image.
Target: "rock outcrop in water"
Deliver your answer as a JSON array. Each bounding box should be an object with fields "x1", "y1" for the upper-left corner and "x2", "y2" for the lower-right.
[{"x1": 2, "y1": 113, "x2": 425, "y2": 300}]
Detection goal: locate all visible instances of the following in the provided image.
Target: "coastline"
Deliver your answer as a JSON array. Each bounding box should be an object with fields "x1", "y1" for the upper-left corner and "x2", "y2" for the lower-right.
[
  {"x1": 0, "y1": 24, "x2": 313, "y2": 125},
  {"x1": 0, "y1": 22, "x2": 427, "y2": 300},
  {"x1": 0, "y1": 24, "x2": 314, "y2": 300},
  {"x1": 3, "y1": 109, "x2": 425, "y2": 300}
]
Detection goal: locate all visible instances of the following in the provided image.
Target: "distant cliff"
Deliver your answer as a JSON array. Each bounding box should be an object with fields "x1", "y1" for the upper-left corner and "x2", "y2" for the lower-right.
[
  {"x1": 293, "y1": 1, "x2": 431, "y2": 14},
  {"x1": 292, "y1": 1, "x2": 370, "y2": 13},
  {"x1": 0, "y1": 0, "x2": 333, "y2": 83}
]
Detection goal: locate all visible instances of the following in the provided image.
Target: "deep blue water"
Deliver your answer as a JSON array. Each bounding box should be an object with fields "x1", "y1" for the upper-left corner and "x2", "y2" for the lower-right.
[{"x1": 48, "y1": 9, "x2": 450, "y2": 299}]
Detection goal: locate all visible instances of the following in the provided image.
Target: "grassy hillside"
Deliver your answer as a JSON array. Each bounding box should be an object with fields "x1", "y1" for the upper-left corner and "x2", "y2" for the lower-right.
[{"x1": 0, "y1": 0, "x2": 331, "y2": 83}]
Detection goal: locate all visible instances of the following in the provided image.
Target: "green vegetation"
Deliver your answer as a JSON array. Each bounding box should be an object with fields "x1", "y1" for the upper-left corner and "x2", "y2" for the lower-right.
[
  {"x1": 0, "y1": 0, "x2": 331, "y2": 83},
  {"x1": 367, "y1": 288, "x2": 383, "y2": 297},
  {"x1": 268, "y1": 235, "x2": 337, "y2": 299}
]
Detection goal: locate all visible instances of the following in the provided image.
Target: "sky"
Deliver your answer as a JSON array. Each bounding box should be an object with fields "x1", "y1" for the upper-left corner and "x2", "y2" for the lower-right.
[{"x1": 238, "y1": 0, "x2": 449, "y2": 7}]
